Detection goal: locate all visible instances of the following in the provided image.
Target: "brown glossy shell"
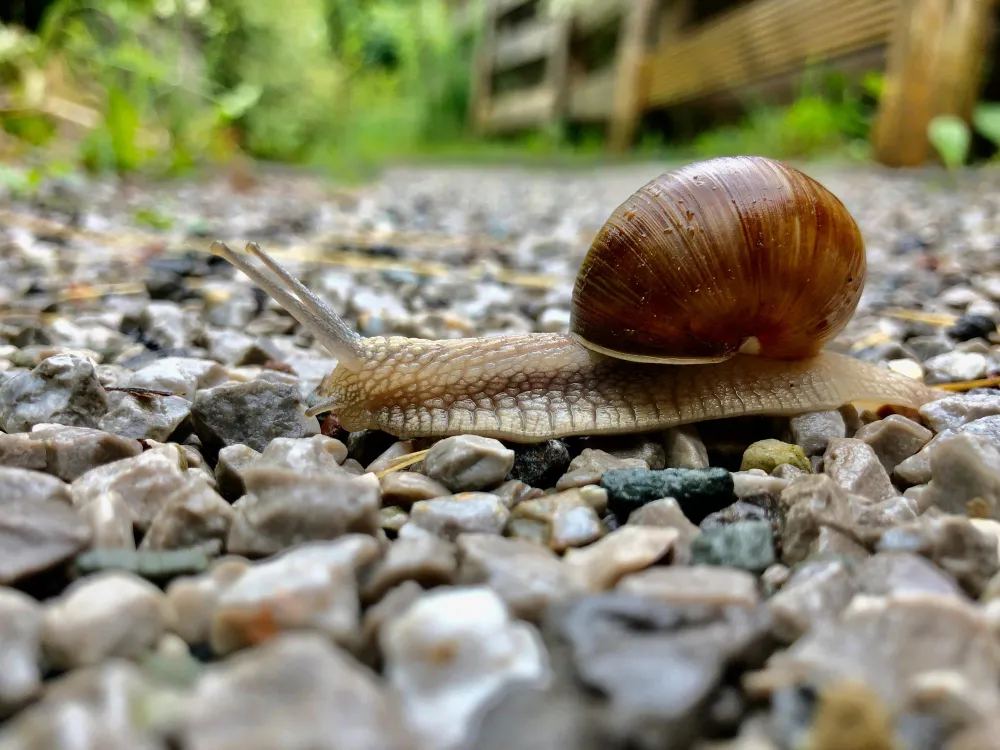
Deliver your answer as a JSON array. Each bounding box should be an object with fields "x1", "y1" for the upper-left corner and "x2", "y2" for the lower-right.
[{"x1": 570, "y1": 156, "x2": 866, "y2": 363}]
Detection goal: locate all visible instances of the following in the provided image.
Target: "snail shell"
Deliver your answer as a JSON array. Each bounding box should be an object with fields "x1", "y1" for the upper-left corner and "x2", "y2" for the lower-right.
[{"x1": 570, "y1": 156, "x2": 866, "y2": 363}]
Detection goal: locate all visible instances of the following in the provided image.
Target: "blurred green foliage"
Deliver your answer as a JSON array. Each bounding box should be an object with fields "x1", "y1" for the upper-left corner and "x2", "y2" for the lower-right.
[{"x1": 928, "y1": 104, "x2": 1000, "y2": 170}]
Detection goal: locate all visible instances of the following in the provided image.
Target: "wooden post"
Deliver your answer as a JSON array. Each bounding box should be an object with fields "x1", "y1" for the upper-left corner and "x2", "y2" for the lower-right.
[
  {"x1": 871, "y1": 0, "x2": 998, "y2": 167},
  {"x1": 608, "y1": 0, "x2": 659, "y2": 152},
  {"x1": 469, "y1": 1, "x2": 498, "y2": 133}
]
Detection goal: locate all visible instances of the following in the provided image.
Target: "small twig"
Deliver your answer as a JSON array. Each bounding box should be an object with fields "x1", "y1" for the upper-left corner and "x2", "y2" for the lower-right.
[
  {"x1": 375, "y1": 449, "x2": 431, "y2": 479},
  {"x1": 936, "y1": 376, "x2": 1000, "y2": 392}
]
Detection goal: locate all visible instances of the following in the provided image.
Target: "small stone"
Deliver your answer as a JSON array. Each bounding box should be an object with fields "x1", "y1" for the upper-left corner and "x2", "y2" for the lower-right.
[
  {"x1": 42, "y1": 571, "x2": 172, "y2": 670},
  {"x1": 98, "y1": 394, "x2": 191, "y2": 441},
  {"x1": 191, "y1": 379, "x2": 319, "y2": 453},
  {"x1": 165, "y1": 558, "x2": 250, "y2": 645},
  {"x1": 823, "y1": 438, "x2": 898, "y2": 502},
  {"x1": 876, "y1": 514, "x2": 999, "y2": 597},
  {"x1": 226, "y1": 468, "x2": 381, "y2": 557},
  {"x1": 0, "y1": 465, "x2": 71, "y2": 504},
  {"x1": 789, "y1": 408, "x2": 852, "y2": 458},
  {"x1": 626, "y1": 497, "x2": 700, "y2": 563},
  {"x1": 556, "y1": 448, "x2": 647, "y2": 490},
  {"x1": 732, "y1": 470, "x2": 790, "y2": 499},
  {"x1": 182, "y1": 633, "x2": 414, "y2": 750},
  {"x1": 701, "y1": 499, "x2": 781, "y2": 541},
  {"x1": 128, "y1": 356, "x2": 227, "y2": 400},
  {"x1": 919, "y1": 390, "x2": 1000, "y2": 432},
  {"x1": 0, "y1": 355, "x2": 108, "y2": 433},
  {"x1": 358, "y1": 581, "x2": 424, "y2": 668},
  {"x1": 662, "y1": 425, "x2": 709, "y2": 469},
  {"x1": 888, "y1": 358, "x2": 924, "y2": 381},
  {"x1": 381, "y1": 586, "x2": 549, "y2": 750},
  {"x1": 255, "y1": 434, "x2": 348, "y2": 474},
  {"x1": 81, "y1": 491, "x2": 135, "y2": 549},
  {"x1": 71, "y1": 448, "x2": 188, "y2": 532},
  {"x1": 948, "y1": 314, "x2": 997, "y2": 342},
  {"x1": 211, "y1": 536, "x2": 380, "y2": 654},
  {"x1": 772, "y1": 463, "x2": 807, "y2": 480},
  {"x1": 563, "y1": 525, "x2": 679, "y2": 590},
  {"x1": 924, "y1": 351, "x2": 988, "y2": 383},
  {"x1": 73, "y1": 547, "x2": 211, "y2": 581},
  {"x1": 507, "y1": 439, "x2": 571, "y2": 487},
  {"x1": 407, "y1": 493, "x2": 509, "y2": 541},
  {"x1": 214, "y1": 443, "x2": 260, "y2": 501},
  {"x1": 588, "y1": 435, "x2": 667, "y2": 470},
  {"x1": 380, "y1": 506, "x2": 409, "y2": 534},
  {"x1": 762, "y1": 563, "x2": 790, "y2": 592},
  {"x1": 366, "y1": 440, "x2": 417, "y2": 474},
  {"x1": 423, "y1": 435, "x2": 515, "y2": 492},
  {"x1": 380, "y1": 471, "x2": 450, "y2": 508},
  {"x1": 803, "y1": 682, "x2": 897, "y2": 750},
  {"x1": 0, "y1": 425, "x2": 141, "y2": 481},
  {"x1": 348, "y1": 430, "x2": 400, "y2": 468},
  {"x1": 601, "y1": 467, "x2": 734, "y2": 524},
  {"x1": 361, "y1": 535, "x2": 456, "y2": 603},
  {"x1": 767, "y1": 558, "x2": 857, "y2": 643},
  {"x1": 455, "y1": 533, "x2": 581, "y2": 621},
  {"x1": 855, "y1": 415, "x2": 933, "y2": 474},
  {"x1": 537, "y1": 307, "x2": 571, "y2": 332},
  {"x1": 507, "y1": 491, "x2": 605, "y2": 552},
  {"x1": 859, "y1": 552, "x2": 964, "y2": 598},
  {"x1": 491, "y1": 478, "x2": 545, "y2": 507},
  {"x1": 895, "y1": 414, "x2": 1000, "y2": 486},
  {"x1": 617, "y1": 565, "x2": 760, "y2": 608},
  {"x1": 914, "y1": 432, "x2": 1000, "y2": 517},
  {"x1": 690, "y1": 520, "x2": 775, "y2": 573},
  {"x1": 0, "y1": 588, "x2": 43, "y2": 715},
  {"x1": 779, "y1": 474, "x2": 856, "y2": 566},
  {"x1": 139, "y1": 477, "x2": 234, "y2": 551},
  {"x1": 741, "y1": 439, "x2": 811, "y2": 474}
]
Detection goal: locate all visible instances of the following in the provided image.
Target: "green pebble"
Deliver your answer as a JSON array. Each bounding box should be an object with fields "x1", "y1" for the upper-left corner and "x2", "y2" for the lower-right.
[
  {"x1": 690, "y1": 520, "x2": 776, "y2": 573},
  {"x1": 74, "y1": 547, "x2": 211, "y2": 581},
  {"x1": 740, "y1": 439, "x2": 811, "y2": 474},
  {"x1": 600, "y1": 467, "x2": 734, "y2": 523}
]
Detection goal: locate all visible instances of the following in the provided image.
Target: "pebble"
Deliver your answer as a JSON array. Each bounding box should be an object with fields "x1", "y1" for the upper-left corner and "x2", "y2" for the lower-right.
[
  {"x1": 211, "y1": 536, "x2": 380, "y2": 654},
  {"x1": 0, "y1": 424, "x2": 141, "y2": 481},
  {"x1": 358, "y1": 581, "x2": 424, "y2": 668},
  {"x1": 662, "y1": 425, "x2": 709, "y2": 469},
  {"x1": 41, "y1": 571, "x2": 172, "y2": 670},
  {"x1": 767, "y1": 558, "x2": 857, "y2": 643},
  {"x1": 380, "y1": 471, "x2": 451, "y2": 507},
  {"x1": 365, "y1": 439, "x2": 417, "y2": 474},
  {"x1": 823, "y1": 438, "x2": 899, "y2": 502},
  {"x1": 779, "y1": 474, "x2": 857, "y2": 565},
  {"x1": 422, "y1": 435, "x2": 515, "y2": 492},
  {"x1": 81, "y1": 490, "x2": 135, "y2": 549},
  {"x1": 732, "y1": 470, "x2": 790, "y2": 499},
  {"x1": 617, "y1": 565, "x2": 761, "y2": 608},
  {"x1": 73, "y1": 546, "x2": 212, "y2": 581},
  {"x1": 71, "y1": 447, "x2": 188, "y2": 531},
  {"x1": 139, "y1": 477, "x2": 234, "y2": 551},
  {"x1": 689, "y1": 520, "x2": 776, "y2": 573},
  {"x1": 255, "y1": 434, "x2": 348, "y2": 473},
  {"x1": 128, "y1": 356, "x2": 227, "y2": 400},
  {"x1": 924, "y1": 351, "x2": 988, "y2": 383},
  {"x1": 563, "y1": 525, "x2": 679, "y2": 590},
  {"x1": 894, "y1": 414, "x2": 1000, "y2": 486},
  {"x1": 211, "y1": 444, "x2": 257, "y2": 501},
  {"x1": 907, "y1": 432, "x2": 1000, "y2": 517},
  {"x1": 0, "y1": 465, "x2": 71, "y2": 504},
  {"x1": 191, "y1": 379, "x2": 319, "y2": 453},
  {"x1": 406, "y1": 492, "x2": 510, "y2": 541},
  {"x1": 626, "y1": 497, "x2": 700, "y2": 563},
  {"x1": 507, "y1": 491, "x2": 605, "y2": 551},
  {"x1": 381, "y1": 586, "x2": 550, "y2": 750},
  {"x1": 380, "y1": 506, "x2": 409, "y2": 534},
  {"x1": 0, "y1": 588, "x2": 43, "y2": 715},
  {"x1": 226, "y1": 468, "x2": 381, "y2": 557},
  {"x1": 855, "y1": 415, "x2": 933, "y2": 474},
  {"x1": 919, "y1": 390, "x2": 1000, "y2": 432},
  {"x1": 600, "y1": 467, "x2": 734, "y2": 524},
  {"x1": 877, "y1": 514, "x2": 1000, "y2": 597},
  {"x1": 507, "y1": 439, "x2": 571, "y2": 487},
  {"x1": 741, "y1": 439, "x2": 811, "y2": 473},
  {"x1": 361, "y1": 535, "x2": 457, "y2": 603},
  {"x1": 183, "y1": 632, "x2": 415, "y2": 750},
  {"x1": 98, "y1": 393, "x2": 191, "y2": 441},
  {"x1": 948, "y1": 313, "x2": 997, "y2": 341},
  {"x1": 0, "y1": 355, "x2": 108, "y2": 434},
  {"x1": 555, "y1": 448, "x2": 647, "y2": 490},
  {"x1": 859, "y1": 552, "x2": 965, "y2": 598},
  {"x1": 455, "y1": 533, "x2": 581, "y2": 621},
  {"x1": 590, "y1": 435, "x2": 667, "y2": 470},
  {"x1": 165, "y1": 558, "x2": 250, "y2": 645}
]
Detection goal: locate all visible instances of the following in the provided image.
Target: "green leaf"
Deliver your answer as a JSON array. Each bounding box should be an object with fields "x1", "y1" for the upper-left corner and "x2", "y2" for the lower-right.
[
  {"x1": 217, "y1": 83, "x2": 261, "y2": 120},
  {"x1": 973, "y1": 103, "x2": 1000, "y2": 148},
  {"x1": 928, "y1": 115, "x2": 971, "y2": 170},
  {"x1": 105, "y1": 85, "x2": 141, "y2": 172}
]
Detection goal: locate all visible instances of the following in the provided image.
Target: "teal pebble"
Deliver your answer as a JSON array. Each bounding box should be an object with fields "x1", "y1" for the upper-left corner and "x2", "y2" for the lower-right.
[
  {"x1": 600, "y1": 467, "x2": 734, "y2": 523},
  {"x1": 690, "y1": 520, "x2": 776, "y2": 573}
]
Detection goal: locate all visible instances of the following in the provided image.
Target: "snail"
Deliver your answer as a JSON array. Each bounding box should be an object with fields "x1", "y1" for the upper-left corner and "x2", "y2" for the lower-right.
[{"x1": 210, "y1": 155, "x2": 942, "y2": 443}]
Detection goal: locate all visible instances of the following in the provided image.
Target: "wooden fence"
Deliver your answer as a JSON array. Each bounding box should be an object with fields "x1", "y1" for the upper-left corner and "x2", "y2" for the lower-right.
[{"x1": 469, "y1": 0, "x2": 999, "y2": 166}]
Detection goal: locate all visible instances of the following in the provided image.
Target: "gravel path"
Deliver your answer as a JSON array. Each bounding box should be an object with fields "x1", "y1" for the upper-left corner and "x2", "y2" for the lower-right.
[{"x1": 2, "y1": 160, "x2": 1000, "y2": 748}]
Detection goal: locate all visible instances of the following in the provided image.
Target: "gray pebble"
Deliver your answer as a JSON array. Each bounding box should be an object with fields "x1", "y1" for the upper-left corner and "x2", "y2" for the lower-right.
[
  {"x1": 0, "y1": 424, "x2": 141, "y2": 482},
  {"x1": 507, "y1": 491, "x2": 605, "y2": 552},
  {"x1": 361, "y1": 535, "x2": 456, "y2": 603},
  {"x1": 907, "y1": 432, "x2": 1000, "y2": 517},
  {"x1": 823, "y1": 437, "x2": 899, "y2": 502},
  {"x1": 128, "y1": 357, "x2": 227, "y2": 400},
  {"x1": 859, "y1": 552, "x2": 964, "y2": 598},
  {"x1": 407, "y1": 492, "x2": 510, "y2": 541},
  {"x1": 556, "y1": 448, "x2": 648, "y2": 491},
  {"x1": 255, "y1": 434, "x2": 348, "y2": 474},
  {"x1": 42, "y1": 571, "x2": 171, "y2": 670},
  {"x1": 789, "y1": 410, "x2": 847, "y2": 456},
  {"x1": 139, "y1": 477, "x2": 234, "y2": 552},
  {"x1": 563, "y1": 525, "x2": 679, "y2": 590},
  {"x1": 895, "y1": 414, "x2": 1000, "y2": 485},
  {"x1": 617, "y1": 565, "x2": 760, "y2": 608},
  {"x1": 919, "y1": 390, "x2": 1000, "y2": 432},
  {"x1": 191, "y1": 379, "x2": 319, "y2": 453},
  {"x1": 0, "y1": 466, "x2": 71, "y2": 505},
  {"x1": 98, "y1": 393, "x2": 191, "y2": 441},
  {"x1": 81, "y1": 491, "x2": 135, "y2": 550},
  {"x1": 214, "y1": 443, "x2": 260, "y2": 501},
  {"x1": 855, "y1": 415, "x2": 933, "y2": 475},
  {"x1": 380, "y1": 471, "x2": 451, "y2": 508},
  {"x1": 226, "y1": 469, "x2": 381, "y2": 557},
  {"x1": 661, "y1": 425, "x2": 709, "y2": 469},
  {"x1": 924, "y1": 351, "x2": 988, "y2": 383},
  {"x1": 0, "y1": 588, "x2": 43, "y2": 715},
  {"x1": 779, "y1": 474, "x2": 856, "y2": 565},
  {"x1": 690, "y1": 520, "x2": 775, "y2": 573},
  {"x1": 165, "y1": 558, "x2": 250, "y2": 645},
  {"x1": 73, "y1": 547, "x2": 212, "y2": 581},
  {"x1": 0, "y1": 355, "x2": 108, "y2": 433},
  {"x1": 767, "y1": 558, "x2": 857, "y2": 643},
  {"x1": 423, "y1": 435, "x2": 515, "y2": 493}
]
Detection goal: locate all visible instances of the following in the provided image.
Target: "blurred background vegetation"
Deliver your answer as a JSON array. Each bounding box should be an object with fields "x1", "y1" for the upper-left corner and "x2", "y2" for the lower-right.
[{"x1": 0, "y1": 0, "x2": 997, "y2": 188}]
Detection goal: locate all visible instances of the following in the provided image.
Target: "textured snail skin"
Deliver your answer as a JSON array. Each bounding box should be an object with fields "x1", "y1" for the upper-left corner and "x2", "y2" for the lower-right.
[{"x1": 312, "y1": 332, "x2": 941, "y2": 442}]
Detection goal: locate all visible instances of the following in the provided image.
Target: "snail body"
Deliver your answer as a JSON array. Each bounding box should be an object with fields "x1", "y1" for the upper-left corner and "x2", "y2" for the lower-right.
[{"x1": 211, "y1": 156, "x2": 942, "y2": 443}]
